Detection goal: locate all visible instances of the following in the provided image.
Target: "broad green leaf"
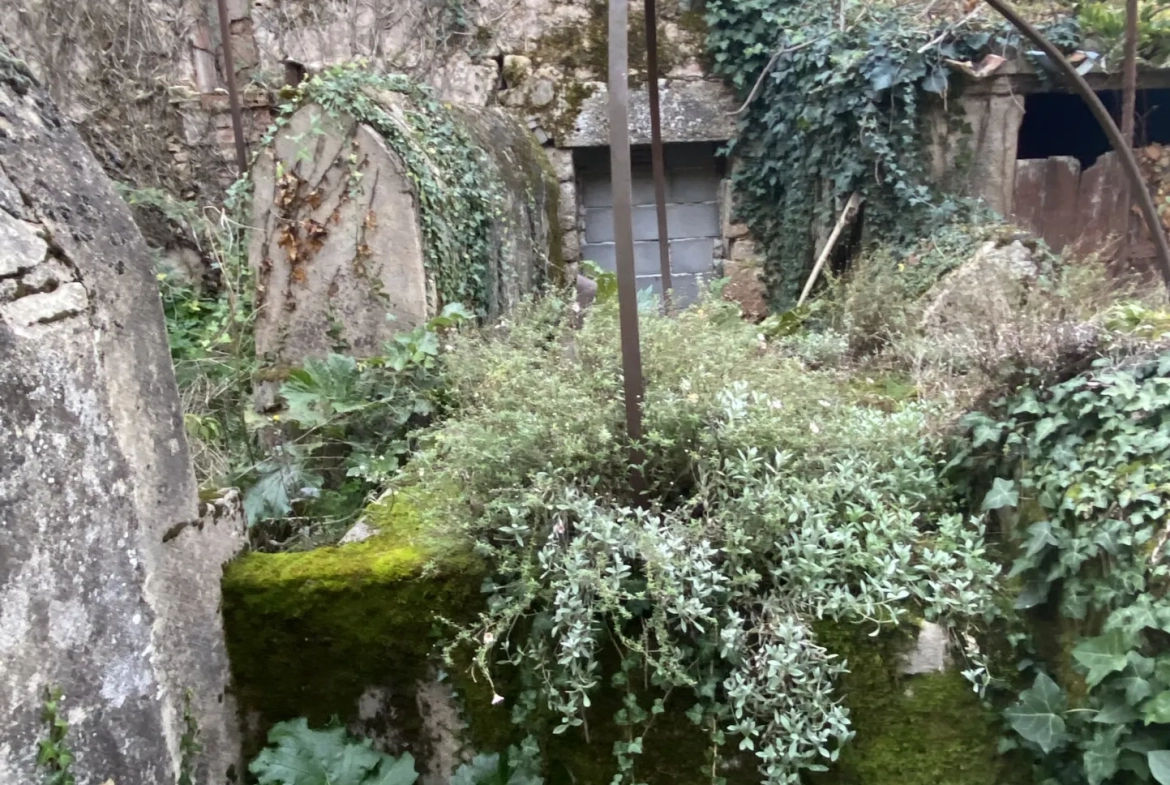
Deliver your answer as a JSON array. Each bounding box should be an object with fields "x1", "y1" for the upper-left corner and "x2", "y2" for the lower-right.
[
  {"x1": 1015, "y1": 580, "x2": 1050, "y2": 610},
  {"x1": 366, "y1": 753, "x2": 418, "y2": 785},
  {"x1": 1085, "y1": 727, "x2": 1123, "y2": 785},
  {"x1": 1149, "y1": 751, "x2": 1170, "y2": 785},
  {"x1": 450, "y1": 754, "x2": 500, "y2": 785},
  {"x1": 982, "y1": 478, "x2": 1019, "y2": 511},
  {"x1": 1004, "y1": 673, "x2": 1069, "y2": 753},
  {"x1": 1074, "y1": 631, "x2": 1133, "y2": 687},
  {"x1": 1145, "y1": 691, "x2": 1170, "y2": 724},
  {"x1": 250, "y1": 718, "x2": 416, "y2": 785},
  {"x1": 1024, "y1": 521, "x2": 1060, "y2": 558},
  {"x1": 1095, "y1": 700, "x2": 1141, "y2": 725}
]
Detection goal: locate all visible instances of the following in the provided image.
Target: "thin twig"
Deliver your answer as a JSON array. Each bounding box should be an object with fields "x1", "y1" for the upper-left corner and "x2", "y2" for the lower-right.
[
  {"x1": 728, "y1": 38, "x2": 821, "y2": 116},
  {"x1": 917, "y1": 7, "x2": 982, "y2": 54},
  {"x1": 1150, "y1": 519, "x2": 1170, "y2": 567},
  {"x1": 797, "y1": 192, "x2": 862, "y2": 308}
]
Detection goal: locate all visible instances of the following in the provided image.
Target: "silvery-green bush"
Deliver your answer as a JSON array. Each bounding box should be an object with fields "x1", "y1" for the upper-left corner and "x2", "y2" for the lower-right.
[{"x1": 407, "y1": 291, "x2": 999, "y2": 784}]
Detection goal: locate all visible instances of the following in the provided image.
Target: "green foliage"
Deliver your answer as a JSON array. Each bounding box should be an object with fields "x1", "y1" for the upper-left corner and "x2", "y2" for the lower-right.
[
  {"x1": 268, "y1": 62, "x2": 505, "y2": 313},
  {"x1": 1079, "y1": 1, "x2": 1170, "y2": 65},
  {"x1": 958, "y1": 352, "x2": 1170, "y2": 785},
  {"x1": 244, "y1": 305, "x2": 469, "y2": 541},
  {"x1": 249, "y1": 718, "x2": 418, "y2": 785},
  {"x1": 179, "y1": 689, "x2": 203, "y2": 785},
  {"x1": 703, "y1": 0, "x2": 997, "y2": 307},
  {"x1": 121, "y1": 181, "x2": 258, "y2": 488},
  {"x1": 37, "y1": 687, "x2": 75, "y2": 785},
  {"x1": 451, "y1": 737, "x2": 544, "y2": 785},
  {"x1": 406, "y1": 290, "x2": 999, "y2": 784},
  {"x1": 702, "y1": 0, "x2": 1084, "y2": 308}
]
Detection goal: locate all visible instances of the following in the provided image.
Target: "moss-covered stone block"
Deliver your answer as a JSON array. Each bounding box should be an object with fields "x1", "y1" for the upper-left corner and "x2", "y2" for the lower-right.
[
  {"x1": 221, "y1": 490, "x2": 485, "y2": 760},
  {"x1": 815, "y1": 622, "x2": 1024, "y2": 785},
  {"x1": 224, "y1": 493, "x2": 1015, "y2": 783}
]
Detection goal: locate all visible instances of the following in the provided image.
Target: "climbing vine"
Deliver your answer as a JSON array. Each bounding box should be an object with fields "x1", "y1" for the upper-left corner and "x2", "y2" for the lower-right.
[
  {"x1": 703, "y1": 0, "x2": 1080, "y2": 309},
  {"x1": 267, "y1": 62, "x2": 506, "y2": 313},
  {"x1": 958, "y1": 346, "x2": 1170, "y2": 785}
]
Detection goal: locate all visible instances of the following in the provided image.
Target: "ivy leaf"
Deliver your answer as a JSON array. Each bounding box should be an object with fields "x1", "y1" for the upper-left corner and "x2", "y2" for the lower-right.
[
  {"x1": 1005, "y1": 673, "x2": 1069, "y2": 753},
  {"x1": 982, "y1": 478, "x2": 1019, "y2": 511},
  {"x1": 1118, "y1": 676, "x2": 1155, "y2": 707},
  {"x1": 1149, "y1": 751, "x2": 1170, "y2": 785},
  {"x1": 1024, "y1": 521, "x2": 1060, "y2": 558},
  {"x1": 1085, "y1": 727, "x2": 1123, "y2": 785},
  {"x1": 1074, "y1": 631, "x2": 1133, "y2": 687},
  {"x1": 921, "y1": 68, "x2": 948, "y2": 94},
  {"x1": 1144, "y1": 691, "x2": 1170, "y2": 724},
  {"x1": 1015, "y1": 580, "x2": 1051, "y2": 610},
  {"x1": 1095, "y1": 696, "x2": 1141, "y2": 725}
]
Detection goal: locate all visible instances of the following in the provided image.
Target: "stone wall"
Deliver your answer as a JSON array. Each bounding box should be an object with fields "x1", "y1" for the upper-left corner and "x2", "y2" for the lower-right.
[
  {"x1": 0, "y1": 60, "x2": 243, "y2": 785},
  {"x1": 1, "y1": 0, "x2": 747, "y2": 275}
]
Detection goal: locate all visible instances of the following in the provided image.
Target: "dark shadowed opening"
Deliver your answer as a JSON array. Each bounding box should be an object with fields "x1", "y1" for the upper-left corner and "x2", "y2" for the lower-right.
[{"x1": 1017, "y1": 88, "x2": 1170, "y2": 167}]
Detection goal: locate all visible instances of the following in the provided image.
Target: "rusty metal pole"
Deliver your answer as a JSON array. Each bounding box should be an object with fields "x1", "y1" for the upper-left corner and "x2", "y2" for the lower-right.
[
  {"x1": 608, "y1": 0, "x2": 647, "y2": 493},
  {"x1": 982, "y1": 0, "x2": 1170, "y2": 292},
  {"x1": 216, "y1": 0, "x2": 248, "y2": 174},
  {"x1": 644, "y1": 0, "x2": 673, "y2": 311}
]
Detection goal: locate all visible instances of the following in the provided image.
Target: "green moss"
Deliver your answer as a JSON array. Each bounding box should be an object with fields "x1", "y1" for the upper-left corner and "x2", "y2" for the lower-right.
[
  {"x1": 222, "y1": 490, "x2": 485, "y2": 760},
  {"x1": 813, "y1": 621, "x2": 1022, "y2": 785}
]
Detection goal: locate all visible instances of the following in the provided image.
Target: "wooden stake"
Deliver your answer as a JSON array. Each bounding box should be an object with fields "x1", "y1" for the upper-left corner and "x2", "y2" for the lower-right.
[{"x1": 797, "y1": 193, "x2": 861, "y2": 308}]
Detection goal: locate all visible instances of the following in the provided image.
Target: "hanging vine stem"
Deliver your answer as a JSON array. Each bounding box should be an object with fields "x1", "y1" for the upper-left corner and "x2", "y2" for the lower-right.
[{"x1": 981, "y1": 0, "x2": 1170, "y2": 293}]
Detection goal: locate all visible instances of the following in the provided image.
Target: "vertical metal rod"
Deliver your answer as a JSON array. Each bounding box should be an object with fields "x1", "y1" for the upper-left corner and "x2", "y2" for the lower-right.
[
  {"x1": 608, "y1": 0, "x2": 646, "y2": 493},
  {"x1": 644, "y1": 0, "x2": 672, "y2": 311},
  {"x1": 216, "y1": 0, "x2": 248, "y2": 174}
]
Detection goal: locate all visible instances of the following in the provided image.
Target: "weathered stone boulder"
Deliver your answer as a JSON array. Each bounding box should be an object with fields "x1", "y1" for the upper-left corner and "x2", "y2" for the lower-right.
[
  {"x1": 0, "y1": 58, "x2": 243, "y2": 784},
  {"x1": 248, "y1": 82, "x2": 556, "y2": 366}
]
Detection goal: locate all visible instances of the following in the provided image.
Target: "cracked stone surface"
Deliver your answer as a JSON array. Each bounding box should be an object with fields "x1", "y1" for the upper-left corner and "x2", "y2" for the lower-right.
[{"x1": 0, "y1": 61, "x2": 243, "y2": 785}]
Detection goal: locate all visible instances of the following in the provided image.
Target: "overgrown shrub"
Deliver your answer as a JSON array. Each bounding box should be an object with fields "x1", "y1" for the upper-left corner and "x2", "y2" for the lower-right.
[
  {"x1": 820, "y1": 222, "x2": 1156, "y2": 406},
  {"x1": 395, "y1": 290, "x2": 1000, "y2": 784}
]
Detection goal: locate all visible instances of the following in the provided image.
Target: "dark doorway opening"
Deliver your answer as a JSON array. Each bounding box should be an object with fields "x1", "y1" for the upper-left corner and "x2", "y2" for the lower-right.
[{"x1": 1017, "y1": 88, "x2": 1170, "y2": 167}]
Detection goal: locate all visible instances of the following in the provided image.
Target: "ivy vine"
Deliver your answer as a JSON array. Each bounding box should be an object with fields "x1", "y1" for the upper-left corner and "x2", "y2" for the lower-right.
[
  {"x1": 703, "y1": 0, "x2": 1080, "y2": 309},
  {"x1": 265, "y1": 62, "x2": 505, "y2": 313},
  {"x1": 959, "y1": 350, "x2": 1170, "y2": 785}
]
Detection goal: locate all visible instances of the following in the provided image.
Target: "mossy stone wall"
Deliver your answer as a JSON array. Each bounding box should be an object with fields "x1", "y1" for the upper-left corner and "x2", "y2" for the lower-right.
[{"x1": 223, "y1": 496, "x2": 1016, "y2": 783}]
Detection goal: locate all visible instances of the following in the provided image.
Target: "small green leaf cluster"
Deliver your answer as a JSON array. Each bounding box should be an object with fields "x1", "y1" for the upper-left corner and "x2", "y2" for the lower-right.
[
  {"x1": 960, "y1": 352, "x2": 1170, "y2": 785},
  {"x1": 250, "y1": 719, "x2": 418, "y2": 785},
  {"x1": 267, "y1": 62, "x2": 505, "y2": 314},
  {"x1": 37, "y1": 687, "x2": 75, "y2": 785},
  {"x1": 1078, "y1": 2, "x2": 1170, "y2": 65},
  {"x1": 409, "y1": 290, "x2": 999, "y2": 784},
  {"x1": 243, "y1": 305, "x2": 469, "y2": 542}
]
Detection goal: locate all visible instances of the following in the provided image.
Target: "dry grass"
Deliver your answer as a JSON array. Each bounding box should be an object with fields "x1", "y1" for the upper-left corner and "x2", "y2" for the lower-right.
[{"x1": 826, "y1": 226, "x2": 1168, "y2": 411}]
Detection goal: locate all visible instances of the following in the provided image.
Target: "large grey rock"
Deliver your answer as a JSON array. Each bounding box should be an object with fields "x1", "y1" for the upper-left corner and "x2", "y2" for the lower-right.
[
  {"x1": 249, "y1": 93, "x2": 555, "y2": 365},
  {"x1": 0, "y1": 60, "x2": 243, "y2": 785}
]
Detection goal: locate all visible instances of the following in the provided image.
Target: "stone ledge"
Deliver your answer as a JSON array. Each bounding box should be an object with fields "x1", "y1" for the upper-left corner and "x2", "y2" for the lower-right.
[{"x1": 561, "y1": 79, "x2": 738, "y2": 148}]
